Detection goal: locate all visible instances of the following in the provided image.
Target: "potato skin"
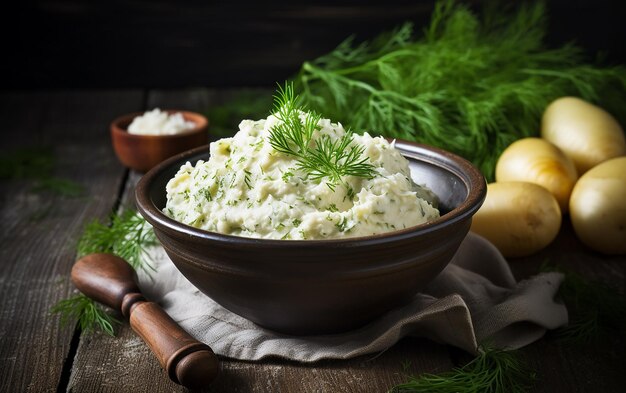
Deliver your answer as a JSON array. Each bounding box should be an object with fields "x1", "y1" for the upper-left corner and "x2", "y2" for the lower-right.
[
  {"x1": 471, "y1": 182, "x2": 562, "y2": 257},
  {"x1": 541, "y1": 97, "x2": 626, "y2": 174},
  {"x1": 496, "y1": 137, "x2": 577, "y2": 213},
  {"x1": 569, "y1": 157, "x2": 626, "y2": 255}
]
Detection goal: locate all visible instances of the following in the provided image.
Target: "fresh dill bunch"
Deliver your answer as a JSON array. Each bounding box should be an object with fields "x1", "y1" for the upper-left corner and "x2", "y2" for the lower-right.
[
  {"x1": 268, "y1": 83, "x2": 376, "y2": 188},
  {"x1": 77, "y1": 208, "x2": 157, "y2": 272},
  {"x1": 0, "y1": 146, "x2": 85, "y2": 196},
  {"x1": 51, "y1": 208, "x2": 157, "y2": 336},
  {"x1": 31, "y1": 177, "x2": 85, "y2": 197},
  {"x1": 0, "y1": 146, "x2": 54, "y2": 179},
  {"x1": 542, "y1": 263, "x2": 626, "y2": 343},
  {"x1": 51, "y1": 294, "x2": 119, "y2": 336},
  {"x1": 390, "y1": 346, "x2": 534, "y2": 393},
  {"x1": 295, "y1": 0, "x2": 626, "y2": 180}
]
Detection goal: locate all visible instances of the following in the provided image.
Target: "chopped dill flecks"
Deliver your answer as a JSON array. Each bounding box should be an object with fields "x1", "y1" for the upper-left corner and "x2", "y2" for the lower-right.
[
  {"x1": 335, "y1": 217, "x2": 349, "y2": 232},
  {"x1": 244, "y1": 170, "x2": 253, "y2": 189},
  {"x1": 202, "y1": 187, "x2": 213, "y2": 202},
  {"x1": 282, "y1": 170, "x2": 294, "y2": 183}
]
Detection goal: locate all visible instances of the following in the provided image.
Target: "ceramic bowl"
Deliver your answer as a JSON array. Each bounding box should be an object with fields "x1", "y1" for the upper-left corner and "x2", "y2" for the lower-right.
[
  {"x1": 136, "y1": 140, "x2": 486, "y2": 335},
  {"x1": 111, "y1": 110, "x2": 208, "y2": 172}
]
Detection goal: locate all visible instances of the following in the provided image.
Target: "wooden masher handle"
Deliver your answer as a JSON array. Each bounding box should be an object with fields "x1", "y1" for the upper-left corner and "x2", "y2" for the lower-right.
[{"x1": 71, "y1": 253, "x2": 219, "y2": 389}]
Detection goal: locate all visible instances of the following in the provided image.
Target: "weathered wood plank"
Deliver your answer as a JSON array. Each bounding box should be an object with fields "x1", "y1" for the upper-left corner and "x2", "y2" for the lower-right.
[
  {"x1": 0, "y1": 90, "x2": 143, "y2": 392},
  {"x1": 68, "y1": 327, "x2": 182, "y2": 393},
  {"x1": 208, "y1": 338, "x2": 451, "y2": 393}
]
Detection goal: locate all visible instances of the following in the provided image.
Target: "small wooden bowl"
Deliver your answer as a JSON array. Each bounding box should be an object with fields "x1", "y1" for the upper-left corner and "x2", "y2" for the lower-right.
[{"x1": 111, "y1": 110, "x2": 208, "y2": 172}]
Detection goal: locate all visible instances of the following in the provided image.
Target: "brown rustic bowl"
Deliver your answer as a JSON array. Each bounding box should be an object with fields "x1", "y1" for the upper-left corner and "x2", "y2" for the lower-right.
[
  {"x1": 111, "y1": 110, "x2": 208, "y2": 172},
  {"x1": 136, "y1": 140, "x2": 486, "y2": 335}
]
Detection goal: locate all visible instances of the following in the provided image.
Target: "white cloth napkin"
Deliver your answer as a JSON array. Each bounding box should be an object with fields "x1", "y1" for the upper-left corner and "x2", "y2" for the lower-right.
[{"x1": 137, "y1": 232, "x2": 567, "y2": 361}]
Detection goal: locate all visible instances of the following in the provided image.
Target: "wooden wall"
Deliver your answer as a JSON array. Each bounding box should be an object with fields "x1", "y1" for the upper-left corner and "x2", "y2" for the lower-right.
[{"x1": 2, "y1": 0, "x2": 625, "y2": 89}]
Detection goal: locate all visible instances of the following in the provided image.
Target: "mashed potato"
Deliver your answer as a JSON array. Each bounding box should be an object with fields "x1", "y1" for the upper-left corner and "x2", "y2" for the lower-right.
[{"x1": 164, "y1": 113, "x2": 439, "y2": 239}]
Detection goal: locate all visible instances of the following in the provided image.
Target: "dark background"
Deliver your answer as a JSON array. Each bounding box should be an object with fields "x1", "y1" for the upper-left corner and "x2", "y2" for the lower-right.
[{"x1": 2, "y1": 0, "x2": 625, "y2": 89}]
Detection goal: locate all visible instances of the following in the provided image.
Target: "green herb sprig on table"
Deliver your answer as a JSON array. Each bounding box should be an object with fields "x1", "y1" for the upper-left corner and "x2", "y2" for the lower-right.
[
  {"x1": 77, "y1": 209, "x2": 157, "y2": 272},
  {"x1": 51, "y1": 294, "x2": 118, "y2": 336},
  {"x1": 0, "y1": 147, "x2": 85, "y2": 197},
  {"x1": 391, "y1": 346, "x2": 534, "y2": 393},
  {"x1": 295, "y1": 0, "x2": 626, "y2": 180},
  {"x1": 51, "y1": 209, "x2": 156, "y2": 336},
  {"x1": 268, "y1": 83, "x2": 376, "y2": 189},
  {"x1": 542, "y1": 263, "x2": 626, "y2": 343}
]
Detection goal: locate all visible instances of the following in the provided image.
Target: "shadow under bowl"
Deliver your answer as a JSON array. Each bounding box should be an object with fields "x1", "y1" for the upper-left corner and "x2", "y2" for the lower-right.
[
  {"x1": 136, "y1": 140, "x2": 486, "y2": 335},
  {"x1": 111, "y1": 110, "x2": 208, "y2": 173}
]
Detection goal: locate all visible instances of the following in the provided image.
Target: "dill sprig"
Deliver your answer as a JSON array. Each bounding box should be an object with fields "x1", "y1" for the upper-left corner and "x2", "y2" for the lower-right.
[
  {"x1": 51, "y1": 208, "x2": 157, "y2": 336},
  {"x1": 77, "y1": 208, "x2": 157, "y2": 272},
  {"x1": 542, "y1": 263, "x2": 626, "y2": 343},
  {"x1": 0, "y1": 146, "x2": 85, "y2": 197},
  {"x1": 51, "y1": 294, "x2": 119, "y2": 336},
  {"x1": 268, "y1": 83, "x2": 376, "y2": 188},
  {"x1": 295, "y1": 0, "x2": 626, "y2": 180},
  {"x1": 390, "y1": 347, "x2": 534, "y2": 393}
]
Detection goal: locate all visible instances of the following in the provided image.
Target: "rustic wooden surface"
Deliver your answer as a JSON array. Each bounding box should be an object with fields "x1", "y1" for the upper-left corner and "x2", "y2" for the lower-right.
[{"x1": 0, "y1": 89, "x2": 624, "y2": 393}]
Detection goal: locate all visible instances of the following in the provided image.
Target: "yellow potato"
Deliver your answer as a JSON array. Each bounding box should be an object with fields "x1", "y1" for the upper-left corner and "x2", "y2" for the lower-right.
[
  {"x1": 471, "y1": 182, "x2": 561, "y2": 257},
  {"x1": 541, "y1": 97, "x2": 626, "y2": 174},
  {"x1": 496, "y1": 137, "x2": 577, "y2": 212},
  {"x1": 569, "y1": 157, "x2": 626, "y2": 254}
]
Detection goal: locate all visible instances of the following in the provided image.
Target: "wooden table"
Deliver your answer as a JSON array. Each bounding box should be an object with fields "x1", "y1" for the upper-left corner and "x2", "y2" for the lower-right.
[{"x1": 1, "y1": 89, "x2": 624, "y2": 392}]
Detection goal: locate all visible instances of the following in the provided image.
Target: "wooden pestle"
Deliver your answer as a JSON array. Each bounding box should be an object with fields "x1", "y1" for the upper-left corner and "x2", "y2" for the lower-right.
[{"x1": 71, "y1": 253, "x2": 219, "y2": 389}]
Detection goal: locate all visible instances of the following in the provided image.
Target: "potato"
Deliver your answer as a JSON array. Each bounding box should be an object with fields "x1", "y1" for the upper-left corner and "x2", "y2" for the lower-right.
[
  {"x1": 569, "y1": 157, "x2": 626, "y2": 254},
  {"x1": 541, "y1": 97, "x2": 626, "y2": 174},
  {"x1": 471, "y1": 182, "x2": 561, "y2": 257},
  {"x1": 496, "y1": 137, "x2": 577, "y2": 212}
]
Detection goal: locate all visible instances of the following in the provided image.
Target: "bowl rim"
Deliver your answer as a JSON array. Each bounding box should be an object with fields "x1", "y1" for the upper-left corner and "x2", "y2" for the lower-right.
[
  {"x1": 111, "y1": 109, "x2": 209, "y2": 139},
  {"x1": 136, "y1": 139, "x2": 486, "y2": 247}
]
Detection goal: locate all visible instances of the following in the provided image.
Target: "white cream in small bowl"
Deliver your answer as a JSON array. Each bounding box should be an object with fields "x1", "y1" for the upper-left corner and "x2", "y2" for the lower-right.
[{"x1": 128, "y1": 108, "x2": 197, "y2": 135}]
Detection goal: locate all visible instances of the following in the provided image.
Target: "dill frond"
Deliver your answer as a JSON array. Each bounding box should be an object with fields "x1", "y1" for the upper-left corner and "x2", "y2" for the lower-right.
[
  {"x1": 52, "y1": 208, "x2": 157, "y2": 336},
  {"x1": 268, "y1": 83, "x2": 376, "y2": 186},
  {"x1": 295, "y1": 0, "x2": 626, "y2": 180},
  {"x1": 0, "y1": 146, "x2": 54, "y2": 179},
  {"x1": 0, "y1": 146, "x2": 85, "y2": 197},
  {"x1": 77, "y1": 208, "x2": 157, "y2": 272},
  {"x1": 32, "y1": 177, "x2": 85, "y2": 197},
  {"x1": 542, "y1": 263, "x2": 626, "y2": 343},
  {"x1": 390, "y1": 346, "x2": 534, "y2": 393},
  {"x1": 51, "y1": 294, "x2": 119, "y2": 336}
]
